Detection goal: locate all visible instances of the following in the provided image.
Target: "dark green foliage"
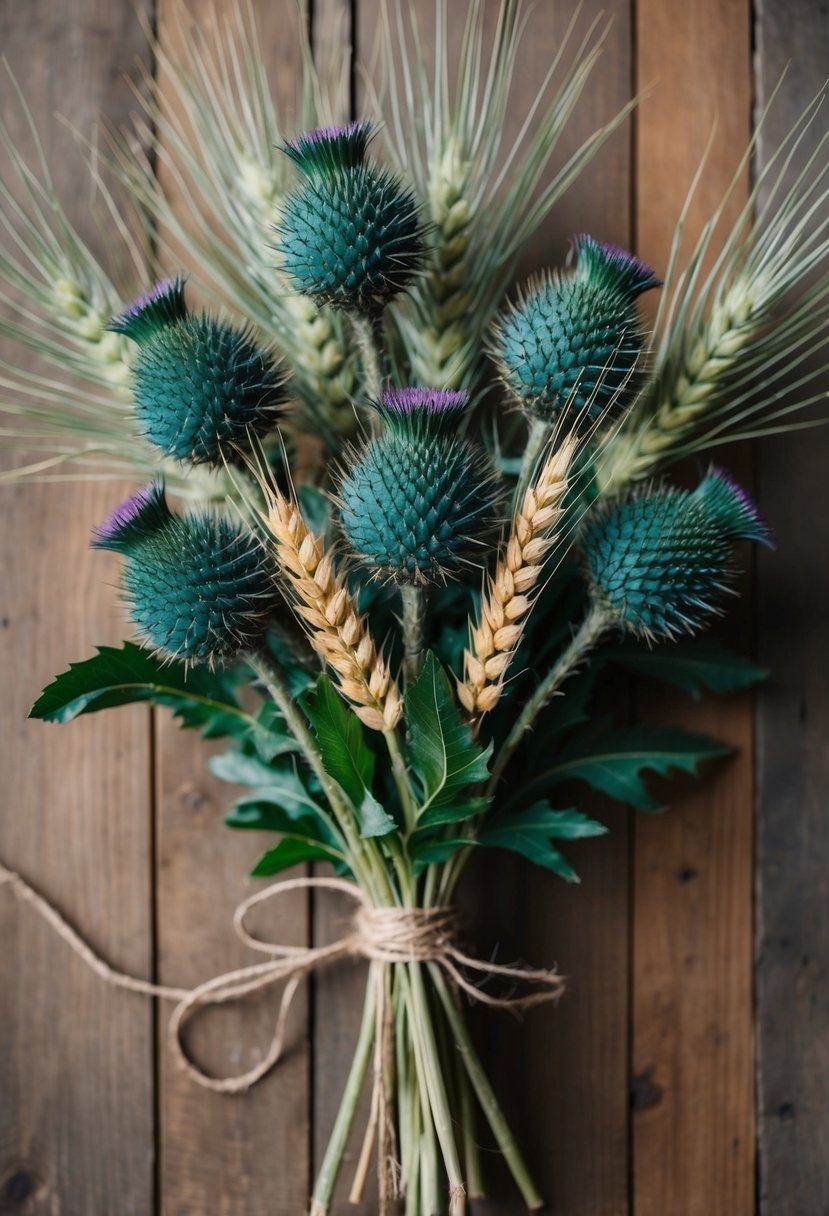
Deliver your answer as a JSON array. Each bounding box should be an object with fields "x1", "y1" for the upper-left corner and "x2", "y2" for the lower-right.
[
  {"x1": 405, "y1": 653, "x2": 492, "y2": 826},
  {"x1": 30, "y1": 640, "x2": 247, "y2": 732},
  {"x1": 93, "y1": 484, "x2": 281, "y2": 664},
  {"x1": 278, "y1": 164, "x2": 426, "y2": 315},
  {"x1": 304, "y1": 676, "x2": 396, "y2": 837},
  {"x1": 510, "y1": 722, "x2": 731, "y2": 812},
  {"x1": 494, "y1": 236, "x2": 660, "y2": 426},
  {"x1": 340, "y1": 394, "x2": 501, "y2": 584},
  {"x1": 478, "y1": 803, "x2": 608, "y2": 882},
  {"x1": 581, "y1": 471, "x2": 772, "y2": 639},
  {"x1": 606, "y1": 637, "x2": 767, "y2": 700}
]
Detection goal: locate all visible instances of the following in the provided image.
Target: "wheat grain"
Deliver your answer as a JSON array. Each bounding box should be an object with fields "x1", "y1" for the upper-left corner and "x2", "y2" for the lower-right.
[
  {"x1": 458, "y1": 436, "x2": 577, "y2": 717},
  {"x1": 265, "y1": 487, "x2": 402, "y2": 732},
  {"x1": 596, "y1": 280, "x2": 759, "y2": 495}
]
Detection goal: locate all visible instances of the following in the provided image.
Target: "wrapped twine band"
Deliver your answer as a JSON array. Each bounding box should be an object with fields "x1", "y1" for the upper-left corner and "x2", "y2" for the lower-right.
[{"x1": 0, "y1": 864, "x2": 564, "y2": 1095}]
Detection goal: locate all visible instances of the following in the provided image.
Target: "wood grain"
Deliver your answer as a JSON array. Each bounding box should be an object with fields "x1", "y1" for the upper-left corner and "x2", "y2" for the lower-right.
[
  {"x1": 152, "y1": 3, "x2": 310, "y2": 1213},
  {"x1": 0, "y1": 2, "x2": 155, "y2": 1213},
  {"x1": 754, "y1": 2, "x2": 829, "y2": 1212},
  {"x1": 632, "y1": 2, "x2": 755, "y2": 1214}
]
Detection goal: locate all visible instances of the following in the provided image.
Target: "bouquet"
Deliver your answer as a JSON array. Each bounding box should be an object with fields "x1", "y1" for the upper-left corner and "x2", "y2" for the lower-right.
[{"x1": 2, "y1": 3, "x2": 828, "y2": 1213}]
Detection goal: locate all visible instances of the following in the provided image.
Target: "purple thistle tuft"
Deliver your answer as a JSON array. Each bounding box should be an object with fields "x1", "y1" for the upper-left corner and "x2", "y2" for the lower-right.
[
  {"x1": 108, "y1": 277, "x2": 187, "y2": 343},
  {"x1": 378, "y1": 388, "x2": 470, "y2": 436},
  {"x1": 699, "y1": 466, "x2": 775, "y2": 547},
  {"x1": 92, "y1": 482, "x2": 172, "y2": 554},
  {"x1": 382, "y1": 388, "x2": 469, "y2": 415},
  {"x1": 575, "y1": 235, "x2": 661, "y2": 299},
  {"x1": 283, "y1": 120, "x2": 375, "y2": 176}
]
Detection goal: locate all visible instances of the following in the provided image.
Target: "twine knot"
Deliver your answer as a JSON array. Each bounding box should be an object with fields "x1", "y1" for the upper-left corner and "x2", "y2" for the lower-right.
[{"x1": 0, "y1": 864, "x2": 564, "y2": 1096}]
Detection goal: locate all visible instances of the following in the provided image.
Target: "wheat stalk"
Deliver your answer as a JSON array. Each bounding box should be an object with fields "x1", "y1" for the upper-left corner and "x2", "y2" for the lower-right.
[
  {"x1": 597, "y1": 88, "x2": 829, "y2": 496},
  {"x1": 596, "y1": 281, "x2": 759, "y2": 492},
  {"x1": 264, "y1": 486, "x2": 403, "y2": 733},
  {"x1": 458, "y1": 435, "x2": 577, "y2": 716}
]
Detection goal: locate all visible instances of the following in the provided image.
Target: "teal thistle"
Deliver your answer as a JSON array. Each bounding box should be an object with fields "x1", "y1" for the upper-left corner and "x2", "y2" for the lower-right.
[
  {"x1": 339, "y1": 389, "x2": 501, "y2": 584},
  {"x1": 582, "y1": 468, "x2": 773, "y2": 639},
  {"x1": 93, "y1": 482, "x2": 279, "y2": 664}
]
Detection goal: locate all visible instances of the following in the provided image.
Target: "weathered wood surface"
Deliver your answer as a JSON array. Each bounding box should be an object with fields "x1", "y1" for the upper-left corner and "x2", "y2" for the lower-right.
[
  {"x1": 1, "y1": 1, "x2": 828, "y2": 1214},
  {"x1": 754, "y1": 2, "x2": 829, "y2": 1213},
  {"x1": 632, "y1": 2, "x2": 756, "y2": 1214},
  {"x1": 0, "y1": 3, "x2": 155, "y2": 1213}
]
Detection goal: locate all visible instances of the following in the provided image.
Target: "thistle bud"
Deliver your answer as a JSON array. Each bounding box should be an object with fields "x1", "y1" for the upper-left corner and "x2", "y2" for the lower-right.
[
  {"x1": 582, "y1": 469, "x2": 772, "y2": 640},
  {"x1": 93, "y1": 483, "x2": 279, "y2": 663},
  {"x1": 110, "y1": 278, "x2": 287, "y2": 466},
  {"x1": 494, "y1": 236, "x2": 661, "y2": 427},
  {"x1": 278, "y1": 122, "x2": 427, "y2": 316},
  {"x1": 339, "y1": 389, "x2": 501, "y2": 584}
]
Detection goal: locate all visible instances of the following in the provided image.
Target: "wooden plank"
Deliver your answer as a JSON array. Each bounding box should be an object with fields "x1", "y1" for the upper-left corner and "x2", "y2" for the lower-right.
[
  {"x1": 754, "y1": 3, "x2": 829, "y2": 1212},
  {"x1": 152, "y1": 3, "x2": 310, "y2": 1213},
  {"x1": 631, "y1": 3, "x2": 755, "y2": 1214},
  {"x1": 0, "y1": 2, "x2": 155, "y2": 1212},
  {"x1": 314, "y1": 3, "x2": 633, "y2": 1213}
]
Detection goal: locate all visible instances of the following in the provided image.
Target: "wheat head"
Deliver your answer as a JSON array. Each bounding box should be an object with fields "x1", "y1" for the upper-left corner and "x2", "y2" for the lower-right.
[
  {"x1": 458, "y1": 435, "x2": 578, "y2": 717},
  {"x1": 265, "y1": 487, "x2": 402, "y2": 732}
]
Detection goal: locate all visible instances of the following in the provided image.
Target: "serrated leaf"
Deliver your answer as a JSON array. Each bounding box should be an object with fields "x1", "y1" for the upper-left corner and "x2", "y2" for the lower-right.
[
  {"x1": 251, "y1": 835, "x2": 343, "y2": 878},
  {"x1": 479, "y1": 804, "x2": 607, "y2": 882},
  {"x1": 29, "y1": 642, "x2": 259, "y2": 736},
  {"x1": 304, "y1": 675, "x2": 396, "y2": 838},
  {"x1": 606, "y1": 638, "x2": 768, "y2": 701},
  {"x1": 405, "y1": 653, "x2": 492, "y2": 821},
  {"x1": 515, "y1": 725, "x2": 732, "y2": 812},
  {"x1": 209, "y1": 751, "x2": 328, "y2": 821}
]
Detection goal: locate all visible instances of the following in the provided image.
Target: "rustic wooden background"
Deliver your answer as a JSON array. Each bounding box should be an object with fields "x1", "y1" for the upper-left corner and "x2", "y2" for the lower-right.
[{"x1": 1, "y1": 0, "x2": 827, "y2": 1213}]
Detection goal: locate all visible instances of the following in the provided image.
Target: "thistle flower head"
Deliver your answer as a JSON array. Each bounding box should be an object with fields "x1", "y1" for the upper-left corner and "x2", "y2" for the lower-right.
[
  {"x1": 277, "y1": 123, "x2": 427, "y2": 316},
  {"x1": 110, "y1": 281, "x2": 287, "y2": 466},
  {"x1": 109, "y1": 277, "x2": 188, "y2": 342},
  {"x1": 692, "y1": 467, "x2": 774, "y2": 547},
  {"x1": 574, "y1": 237, "x2": 661, "y2": 298},
  {"x1": 493, "y1": 235, "x2": 660, "y2": 428},
  {"x1": 92, "y1": 482, "x2": 173, "y2": 554},
  {"x1": 283, "y1": 121, "x2": 374, "y2": 175},
  {"x1": 581, "y1": 470, "x2": 770, "y2": 640},
  {"x1": 93, "y1": 483, "x2": 279, "y2": 664},
  {"x1": 340, "y1": 387, "x2": 501, "y2": 584}
]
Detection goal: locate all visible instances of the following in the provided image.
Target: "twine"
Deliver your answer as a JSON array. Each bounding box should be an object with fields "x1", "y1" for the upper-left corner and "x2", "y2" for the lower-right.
[{"x1": 0, "y1": 861, "x2": 565, "y2": 1095}]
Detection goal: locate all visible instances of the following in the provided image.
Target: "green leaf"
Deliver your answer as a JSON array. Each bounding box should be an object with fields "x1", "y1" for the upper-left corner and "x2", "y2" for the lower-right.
[
  {"x1": 410, "y1": 836, "x2": 477, "y2": 873},
  {"x1": 209, "y1": 749, "x2": 327, "y2": 818},
  {"x1": 515, "y1": 725, "x2": 732, "y2": 812},
  {"x1": 606, "y1": 638, "x2": 767, "y2": 701},
  {"x1": 405, "y1": 652, "x2": 492, "y2": 824},
  {"x1": 251, "y1": 835, "x2": 343, "y2": 878},
  {"x1": 479, "y1": 804, "x2": 607, "y2": 882},
  {"x1": 304, "y1": 675, "x2": 396, "y2": 838},
  {"x1": 30, "y1": 642, "x2": 269, "y2": 742}
]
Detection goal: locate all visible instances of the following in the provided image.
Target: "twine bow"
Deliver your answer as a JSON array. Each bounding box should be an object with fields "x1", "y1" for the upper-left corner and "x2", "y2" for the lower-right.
[{"x1": 0, "y1": 862, "x2": 565, "y2": 1094}]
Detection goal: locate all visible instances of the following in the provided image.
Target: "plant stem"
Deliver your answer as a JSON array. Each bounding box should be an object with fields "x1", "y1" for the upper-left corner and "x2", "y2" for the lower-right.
[
  {"x1": 402, "y1": 963, "x2": 466, "y2": 1204},
  {"x1": 429, "y1": 965, "x2": 544, "y2": 1212},
  {"x1": 385, "y1": 729, "x2": 418, "y2": 834},
  {"x1": 247, "y1": 649, "x2": 380, "y2": 897},
  {"x1": 310, "y1": 975, "x2": 377, "y2": 1215},
  {"x1": 487, "y1": 604, "x2": 611, "y2": 793},
  {"x1": 351, "y1": 311, "x2": 385, "y2": 403},
  {"x1": 401, "y1": 583, "x2": 429, "y2": 686},
  {"x1": 514, "y1": 415, "x2": 552, "y2": 508}
]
